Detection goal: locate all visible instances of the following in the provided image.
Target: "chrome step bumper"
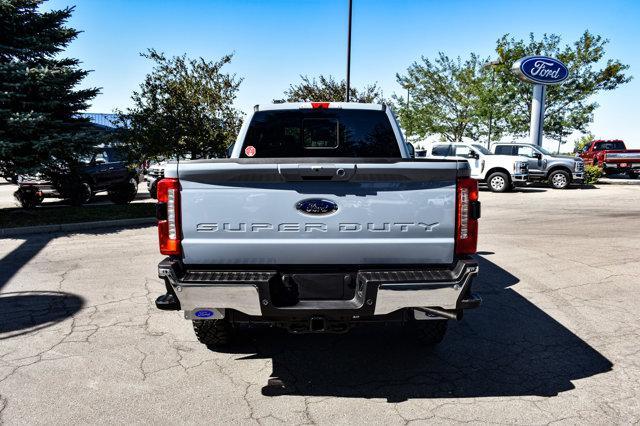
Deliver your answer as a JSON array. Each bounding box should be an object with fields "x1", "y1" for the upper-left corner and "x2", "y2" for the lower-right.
[{"x1": 157, "y1": 258, "x2": 479, "y2": 320}]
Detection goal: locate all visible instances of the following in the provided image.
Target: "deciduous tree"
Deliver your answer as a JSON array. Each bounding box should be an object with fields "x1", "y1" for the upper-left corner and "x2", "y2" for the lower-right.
[
  {"x1": 493, "y1": 31, "x2": 631, "y2": 143},
  {"x1": 574, "y1": 133, "x2": 594, "y2": 153},
  {"x1": 277, "y1": 75, "x2": 383, "y2": 103},
  {"x1": 394, "y1": 31, "x2": 630, "y2": 145},
  {"x1": 118, "y1": 50, "x2": 243, "y2": 160},
  {"x1": 394, "y1": 53, "x2": 503, "y2": 143}
]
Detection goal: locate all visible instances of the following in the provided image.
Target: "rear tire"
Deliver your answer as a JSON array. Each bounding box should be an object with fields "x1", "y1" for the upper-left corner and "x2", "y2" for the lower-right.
[
  {"x1": 149, "y1": 180, "x2": 158, "y2": 199},
  {"x1": 193, "y1": 319, "x2": 234, "y2": 348},
  {"x1": 486, "y1": 172, "x2": 510, "y2": 193},
  {"x1": 548, "y1": 170, "x2": 571, "y2": 189},
  {"x1": 108, "y1": 177, "x2": 138, "y2": 204},
  {"x1": 410, "y1": 319, "x2": 448, "y2": 346},
  {"x1": 69, "y1": 182, "x2": 93, "y2": 206}
]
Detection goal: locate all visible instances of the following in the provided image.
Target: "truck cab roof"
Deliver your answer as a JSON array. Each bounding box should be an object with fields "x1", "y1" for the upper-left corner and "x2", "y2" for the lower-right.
[
  {"x1": 230, "y1": 102, "x2": 407, "y2": 159},
  {"x1": 254, "y1": 102, "x2": 386, "y2": 112}
]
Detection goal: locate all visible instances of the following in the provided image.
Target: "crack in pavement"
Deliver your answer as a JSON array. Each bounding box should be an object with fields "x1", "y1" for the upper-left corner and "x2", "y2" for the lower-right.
[{"x1": 0, "y1": 394, "x2": 7, "y2": 425}]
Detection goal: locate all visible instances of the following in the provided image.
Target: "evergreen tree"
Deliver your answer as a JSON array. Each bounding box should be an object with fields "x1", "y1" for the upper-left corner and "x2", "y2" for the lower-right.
[{"x1": 0, "y1": 0, "x2": 100, "y2": 179}]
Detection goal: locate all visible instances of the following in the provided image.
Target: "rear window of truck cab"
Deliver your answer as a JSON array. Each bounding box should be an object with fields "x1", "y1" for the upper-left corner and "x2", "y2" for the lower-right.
[
  {"x1": 594, "y1": 141, "x2": 625, "y2": 151},
  {"x1": 240, "y1": 109, "x2": 401, "y2": 158},
  {"x1": 431, "y1": 145, "x2": 451, "y2": 156},
  {"x1": 494, "y1": 145, "x2": 514, "y2": 155}
]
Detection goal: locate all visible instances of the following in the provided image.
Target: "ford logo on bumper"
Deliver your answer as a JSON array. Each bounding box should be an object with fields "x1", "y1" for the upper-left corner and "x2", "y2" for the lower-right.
[{"x1": 296, "y1": 199, "x2": 338, "y2": 215}]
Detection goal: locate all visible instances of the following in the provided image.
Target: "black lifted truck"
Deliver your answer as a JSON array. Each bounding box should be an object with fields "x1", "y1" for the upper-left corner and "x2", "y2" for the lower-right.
[{"x1": 15, "y1": 147, "x2": 140, "y2": 208}]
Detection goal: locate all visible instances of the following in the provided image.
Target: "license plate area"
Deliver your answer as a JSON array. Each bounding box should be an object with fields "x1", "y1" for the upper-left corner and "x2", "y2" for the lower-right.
[
  {"x1": 292, "y1": 273, "x2": 356, "y2": 300},
  {"x1": 269, "y1": 273, "x2": 357, "y2": 306}
]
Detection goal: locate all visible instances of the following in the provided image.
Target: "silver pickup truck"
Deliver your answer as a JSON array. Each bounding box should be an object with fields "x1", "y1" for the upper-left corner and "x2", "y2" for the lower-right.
[
  {"x1": 492, "y1": 143, "x2": 584, "y2": 189},
  {"x1": 154, "y1": 102, "x2": 481, "y2": 349}
]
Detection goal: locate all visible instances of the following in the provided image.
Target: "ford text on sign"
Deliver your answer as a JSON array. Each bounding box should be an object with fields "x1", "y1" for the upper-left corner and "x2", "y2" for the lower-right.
[{"x1": 511, "y1": 56, "x2": 569, "y2": 85}]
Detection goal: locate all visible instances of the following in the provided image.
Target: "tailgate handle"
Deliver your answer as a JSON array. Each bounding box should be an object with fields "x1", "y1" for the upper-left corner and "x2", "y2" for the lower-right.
[{"x1": 278, "y1": 164, "x2": 356, "y2": 181}]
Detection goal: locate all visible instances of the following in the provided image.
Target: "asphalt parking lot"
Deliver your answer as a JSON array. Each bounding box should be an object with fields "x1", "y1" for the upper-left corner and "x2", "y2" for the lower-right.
[{"x1": 1, "y1": 184, "x2": 639, "y2": 424}]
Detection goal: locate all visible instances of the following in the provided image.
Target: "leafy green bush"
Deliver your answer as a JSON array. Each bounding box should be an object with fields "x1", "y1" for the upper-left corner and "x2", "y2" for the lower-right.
[{"x1": 584, "y1": 165, "x2": 602, "y2": 184}]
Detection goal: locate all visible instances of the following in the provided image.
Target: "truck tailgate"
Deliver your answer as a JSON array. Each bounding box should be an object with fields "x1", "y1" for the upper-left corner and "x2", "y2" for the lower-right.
[{"x1": 175, "y1": 161, "x2": 462, "y2": 265}]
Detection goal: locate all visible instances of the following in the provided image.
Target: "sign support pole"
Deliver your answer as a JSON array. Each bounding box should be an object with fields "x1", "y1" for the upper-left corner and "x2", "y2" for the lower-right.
[
  {"x1": 529, "y1": 84, "x2": 546, "y2": 147},
  {"x1": 345, "y1": 0, "x2": 353, "y2": 102}
]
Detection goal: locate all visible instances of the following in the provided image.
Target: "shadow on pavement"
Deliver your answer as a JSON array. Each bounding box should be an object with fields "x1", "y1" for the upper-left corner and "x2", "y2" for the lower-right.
[
  {"x1": 526, "y1": 182, "x2": 598, "y2": 190},
  {"x1": 479, "y1": 187, "x2": 547, "y2": 193},
  {"x1": 513, "y1": 187, "x2": 548, "y2": 193},
  {"x1": 0, "y1": 236, "x2": 53, "y2": 292},
  {"x1": 0, "y1": 291, "x2": 84, "y2": 339},
  {"x1": 0, "y1": 224, "x2": 153, "y2": 337},
  {"x1": 218, "y1": 254, "x2": 612, "y2": 401},
  {"x1": 19, "y1": 189, "x2": 153, "y2": 208},
  {"x1": 0, "y1": 223, "x2": 153, "y2": 291}
]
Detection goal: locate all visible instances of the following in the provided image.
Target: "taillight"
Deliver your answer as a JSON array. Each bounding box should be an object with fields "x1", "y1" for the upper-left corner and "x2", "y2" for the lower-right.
[
  {"x1": 157, "y1": 178, "x2": 181, "y2": 256},
  {"x1": 455, "y1": 177, "x2": 480, "y2": 255}
]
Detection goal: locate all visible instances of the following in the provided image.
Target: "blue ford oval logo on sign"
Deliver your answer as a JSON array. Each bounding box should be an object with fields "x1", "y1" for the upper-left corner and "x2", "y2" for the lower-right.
[
  {"x1": 512, "y1": 56, "x2": 569, "y2": 85},
  {"x1": 194, "y1": 309, "x2": 214, "y2": 318},
  {"x1": 296, "y1": 199, "x2": 338, "y2": 215}
]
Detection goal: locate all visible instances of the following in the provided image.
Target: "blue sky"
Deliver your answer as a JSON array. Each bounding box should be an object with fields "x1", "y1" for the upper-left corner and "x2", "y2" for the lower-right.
[{"x1": 48, "y1": 0, "x2": 640, "y2": 148}]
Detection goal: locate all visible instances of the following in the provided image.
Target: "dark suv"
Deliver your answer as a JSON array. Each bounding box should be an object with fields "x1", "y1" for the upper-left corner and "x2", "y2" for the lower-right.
[{"x1": 15, "y1": 147, "x2": 140, "y2": 208}]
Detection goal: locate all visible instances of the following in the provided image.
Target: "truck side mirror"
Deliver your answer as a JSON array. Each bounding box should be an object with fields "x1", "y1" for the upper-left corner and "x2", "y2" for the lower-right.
[
  {"x1": 406, "y1": 143, "x2": 415, "y2": 158},
  {"x1": 534, "y1": 152, "x2": 543, "y2": 160}
]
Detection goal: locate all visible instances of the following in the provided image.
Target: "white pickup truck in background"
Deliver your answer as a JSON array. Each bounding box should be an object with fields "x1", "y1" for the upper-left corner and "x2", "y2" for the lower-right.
[
  {"x1": 153, "y1": 102, "x2": 481, "y2": 349},
  {"x1": 425, "y1": 142, "x2": 529, "y2": 192}
]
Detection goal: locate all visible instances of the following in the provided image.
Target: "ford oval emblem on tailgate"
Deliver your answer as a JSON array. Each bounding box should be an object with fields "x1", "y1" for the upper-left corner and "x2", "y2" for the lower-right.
[{"x1": 296, "y1": 199, "x2": 338, "y2": 215}]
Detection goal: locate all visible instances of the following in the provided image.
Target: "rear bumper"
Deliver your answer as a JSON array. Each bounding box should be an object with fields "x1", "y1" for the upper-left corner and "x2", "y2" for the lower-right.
[
  {"x1": 17, "y1": 183, "x2": 58, "y2": 198},
  {"x1": 603, "y1": 162, "x2": 640, "y2": 170},
  {"x1": 157, "y1": 258, "x2": 480, "y2": 320}
]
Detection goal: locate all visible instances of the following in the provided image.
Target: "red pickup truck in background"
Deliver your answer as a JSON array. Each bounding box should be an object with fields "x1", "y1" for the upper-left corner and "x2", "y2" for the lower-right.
[{"x1": 578, "y1": 140, "x2": 640, "y2": 178}]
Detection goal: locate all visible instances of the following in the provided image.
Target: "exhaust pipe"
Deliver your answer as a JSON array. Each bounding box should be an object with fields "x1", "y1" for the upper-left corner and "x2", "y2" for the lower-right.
[{"x1": 417, "y1": 307, "x2": 462, "y2": 321}]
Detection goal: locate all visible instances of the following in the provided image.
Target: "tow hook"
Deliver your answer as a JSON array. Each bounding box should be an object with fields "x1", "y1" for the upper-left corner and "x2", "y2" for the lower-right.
[{"x1": 155, "y1": 293, "x2": 180, "y2": 311}]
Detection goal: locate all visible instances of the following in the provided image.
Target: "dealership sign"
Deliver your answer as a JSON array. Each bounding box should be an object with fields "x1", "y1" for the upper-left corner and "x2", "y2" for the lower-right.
[
  {"x1": 510, "y1": 55, "x2": 569, "y2": 147},
  {"x1": 511, "y1": 56, "x2": 569, "y2": 85}
]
